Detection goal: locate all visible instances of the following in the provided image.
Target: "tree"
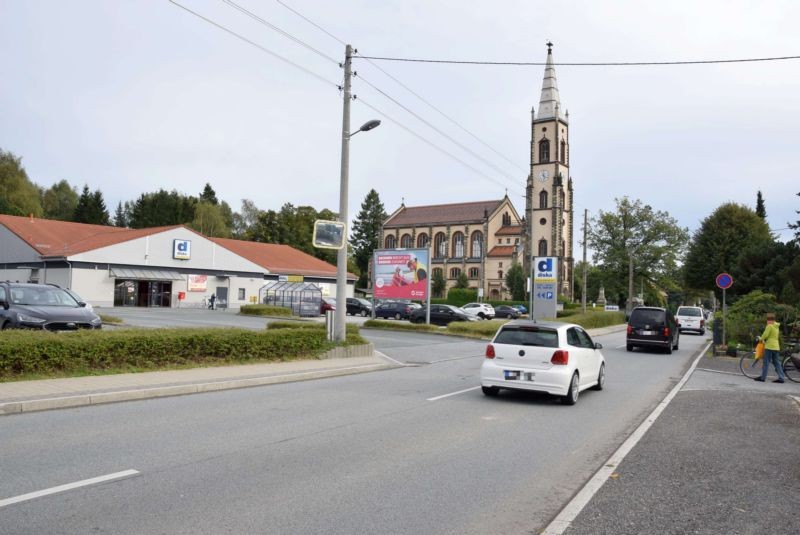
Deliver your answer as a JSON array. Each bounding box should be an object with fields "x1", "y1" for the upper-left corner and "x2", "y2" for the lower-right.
[
  {"x1": 188, "y1": 201, "x2": 231, "y2": 237},
  {"x1": 199, "y1": 183, "x2": 219, "y2": 205},
  {"x1": 232, "y1": 199, "x2": 261, "y2": 239},
  {"x1": 0, "y1": 149, "x2": 42, "y2": 217},
  {"x1": 505, "y1": 262, "x2": 526, "y2": 301},
  {"x1": 41, "y1": 179, "x2": 78, "y2": 221},
  {"x1": 789, "y1": 192, "x2": 800, "y2": 242},
  {"x1": 128, "y1": 189, "x2": 196, "y2": 228},
  {"x1": 734, "y1": 240, "x2": 800, "y2": 304},
  {"x1": 432, "y1": 269, "x2": 446, "y2": 298},
  {"x1": 588, "y1": 197, "x2": 689, "y2": 304},
  {"x1": 113, "y1": 201, "x2": 132, "y2": 227},
  {"x1": 455, "y1": 272, "x2": 470, "y2": 289},
  {"x1": 683, "y1": 203, "x2": 772, "y2": 294},
  {"x1": 755, "y1": 190, "x2": 767, "y2": 220},
  {"x1": 350, "y1": 189, "x2": 387, "y2": 289},
  {"x1": 73, "y1": 185, "x2": 110, "y2": 225}
]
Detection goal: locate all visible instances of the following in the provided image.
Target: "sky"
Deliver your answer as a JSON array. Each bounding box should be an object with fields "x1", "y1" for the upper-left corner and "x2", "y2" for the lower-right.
[{"x1": 2, "y1": 0, "x2": 799, "y2": 245}]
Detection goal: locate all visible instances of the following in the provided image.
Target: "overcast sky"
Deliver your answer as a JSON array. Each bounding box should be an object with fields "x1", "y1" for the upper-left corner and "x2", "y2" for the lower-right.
[{"x1": 2, "y1": 0, "x2": 798, "y2": 244}]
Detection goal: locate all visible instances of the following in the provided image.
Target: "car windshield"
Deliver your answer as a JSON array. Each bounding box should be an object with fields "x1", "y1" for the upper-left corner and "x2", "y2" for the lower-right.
[
  {"x1": 494, "y1": 326, "x2": 559, "y2": 347},
  {"x1": 677, "y1": 307, "x2": 701, "y2": 317},
  {"x1": 9, "y1": 287, "x2": 79, "y2": 307},
  {"x1": 356, "y1": 299, "x2": 370, "y2": 306}
]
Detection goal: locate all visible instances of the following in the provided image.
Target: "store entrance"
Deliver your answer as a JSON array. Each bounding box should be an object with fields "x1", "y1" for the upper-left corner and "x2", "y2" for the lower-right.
[{"x1": 114, "y1": 280, "x2": 172, "y2": 307}]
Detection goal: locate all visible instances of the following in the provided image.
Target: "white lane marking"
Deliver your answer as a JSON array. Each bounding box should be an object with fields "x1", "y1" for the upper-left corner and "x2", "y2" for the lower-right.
[
  {"x1": 373, "y1": 350, "x2": 407, "y2": 366},
  {"x1": 542, "y1": 340, "x2": 713, "y2": 535},
  {"x1": 0, "y1": 469, "x2": 140, "y2": 508},
  {"x1": 427, "y1": 386, "x2": 480, "y2": 401},
  {"x1": 615, "y1": 344, "x2": 626, "y2": 349}
]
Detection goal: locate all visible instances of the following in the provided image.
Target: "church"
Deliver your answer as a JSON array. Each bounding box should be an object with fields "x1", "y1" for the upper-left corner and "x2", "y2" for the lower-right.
[{"x1": 381, "y1": 43, "x2": 574, "y2": 300}]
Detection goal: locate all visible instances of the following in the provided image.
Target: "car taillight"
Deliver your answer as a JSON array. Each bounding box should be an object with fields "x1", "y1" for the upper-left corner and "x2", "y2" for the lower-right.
[
  {"x1": 663, "y1": 327, "x2": 670, "y2": 337},
  {"x1": 485, "y1": 344, "x2": 495, "y2": 359},
  {"x1": 700, "y1": 319, "x2": 705, "y2": 327},
  {"x1": 627, "y1": 325, "x2": 632, "y2": 335},
  {"x1": 551, "y1": 350, "x2": 569, "y2": 365}
]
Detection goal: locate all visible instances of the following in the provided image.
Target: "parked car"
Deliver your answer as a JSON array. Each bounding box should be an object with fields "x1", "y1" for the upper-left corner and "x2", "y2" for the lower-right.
[
  {"x1": 626, "y1": 306, "x2": 679, "y2": 353},
  {"x1": 410, "y1": 304, "x2": 477, "y2": 326},
  {"x1": 375, "y1": 301, "x2": 414, "y2": 320},
  {"x1": 461, "y1": 302, "x2": 495, "y2": 320},
  {"x1": 511, "y1": 304, "x2": 528, "y2": 314},
  {"x1": 675, "y1": 305, "x2": 706, "y2": 335},
  {"x1": 320, "y1": 297, "x2": 336, "y2": 314},
  {"x1": 480, "y1": 320, "x2": 606, "y2": 405},
  {"x1": 346, "y1": 297, "x2": 372, "y2": 316},
  {"x1": 63, "y1": 288, "x2": 94, "y2": 312},
  {"x1": 0, "y1": 282, "x2": 103, "y2": 331},
  {"x1": 494, "y1": 305, "x2": 521, "y2": 319}
]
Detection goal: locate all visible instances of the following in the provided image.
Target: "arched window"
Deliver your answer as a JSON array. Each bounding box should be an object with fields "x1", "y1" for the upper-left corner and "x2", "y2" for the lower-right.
[
  {"x1": 417, "y1": 233, "x2": 429, "y2": 248},
  {"x1": 432, "y1": 267, "x2": 443, "y2": 279},
  {"x1": 559, "y1": 191, "x2": 565, "y2": 208},
  {"x1": 434, "y1": 232, "x2": 447, "y2": 258},
  {"x1": 498, "y1": 270, "x2": 503, "y2": 279},
  {"x1": 470, "y1": 231, "x2": 483, "y2": 258},
  {"x1": 502, "y1": 212, "x2": 511, "y2": 226},
  {"x1": 450, "y1": 267, "x2": 461, "y2": 279},
  {"x1": 538, "y1": 239, "x2": 548, "y2": 257},
  {"x1": 385, "y1": 235, "x2": 396, "y2": 249},
  {"x1": 539, "y1": 190, "x2": 548, "y2": 209},
  {"x1": 400, "y1": 233, "x2": 412, "y2": 248},
  {"x1": 560, "y1": 140, "x2": 566, "y2": 163},
  {"x1": 539, "y1": 139, "x2": 550, "y2": 163},
  {"x1": 468, "y1": 267, "x2": 480, "y2": 279},
  {"x1": 452, "y1": 232, "x2": 465, "y2": 258}
]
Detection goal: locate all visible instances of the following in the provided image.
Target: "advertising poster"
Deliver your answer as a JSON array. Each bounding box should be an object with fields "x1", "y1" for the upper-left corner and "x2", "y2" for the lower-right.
[
  {"x1": 373, "y1": 249, "x2": 429, "y2": 300},
  {"x1": 187, "y1": 274, "x2": 208, "y2": 292}
]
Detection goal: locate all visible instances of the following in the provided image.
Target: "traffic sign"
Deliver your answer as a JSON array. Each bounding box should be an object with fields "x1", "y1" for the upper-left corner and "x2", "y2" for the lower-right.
[{"x1": 715, "y1": 273, "x2": 733, "y2": 290}]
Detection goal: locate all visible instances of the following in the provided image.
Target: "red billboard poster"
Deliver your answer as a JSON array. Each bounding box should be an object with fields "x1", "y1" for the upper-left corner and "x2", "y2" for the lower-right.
[{"x1": 373, "y1": 249, "x2": 429, "y2": 300}]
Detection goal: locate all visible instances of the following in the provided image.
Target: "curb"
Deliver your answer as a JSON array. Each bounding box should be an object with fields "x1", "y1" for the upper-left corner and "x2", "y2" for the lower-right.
[{"x1": 0, "y1": 360, "x2": 396, "y2": 416}]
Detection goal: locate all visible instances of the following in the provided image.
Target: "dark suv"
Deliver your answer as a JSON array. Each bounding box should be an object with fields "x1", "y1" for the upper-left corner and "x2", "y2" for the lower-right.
[
  {"x1": 0, "y1": 282, "x2": 103, "y2": 331},
  {"x1": 626, "y1": 306, "x2": 679, "y2": 354},
  {"x1": 346, "y1": 298, "x2": 372, "y2": 316},
  {"x1": 374, "y1": 301, "x2": 414, "y2": 320}
]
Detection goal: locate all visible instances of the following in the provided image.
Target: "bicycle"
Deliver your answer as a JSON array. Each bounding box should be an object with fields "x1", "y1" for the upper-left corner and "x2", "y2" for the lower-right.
[{"x1": 739, "y1": 347, "x2": 800, "y2": 382}]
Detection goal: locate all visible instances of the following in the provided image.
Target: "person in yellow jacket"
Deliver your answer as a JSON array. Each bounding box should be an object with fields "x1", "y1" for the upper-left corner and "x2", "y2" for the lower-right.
[
  {"x1": 406, "y1": 256, "x2": 427, "y2": 283},
  {"x1": 755, "y1": 312, "x2": 785, "y2": 383}
]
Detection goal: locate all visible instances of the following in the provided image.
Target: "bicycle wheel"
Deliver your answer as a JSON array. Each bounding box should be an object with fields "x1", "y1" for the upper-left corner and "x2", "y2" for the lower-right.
[
  {"x1": 739, "y1": 352, "x2": 764, "y2": 379},
  {"x1": 782, "y1": 354, "x2": 800, "y2": 383}
]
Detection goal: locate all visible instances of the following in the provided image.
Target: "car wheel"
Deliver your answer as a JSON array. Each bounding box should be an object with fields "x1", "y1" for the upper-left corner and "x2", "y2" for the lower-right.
[
  {"x1": 592, "y1": 363, "x2": 605, "y2": 391},
  {"x1": 673, "y1": 336, "x2": 679, "y2": 350},
  {"x1": 482, "y1": 386, "x2": 499, "y2": 396},
  {"x1": 562, "y1": 373, "x2": 580, "y2": 405},
  {"x1": 394, "y1": 313, "x2": 401, "y2": 320},
  {"x1": 700, "y1": 329, "x2": 705, "y2": 336},
  {"x1": 665, "y1": 342, "x2": 673, "y2": 354},
  {"x1": 0, "y1": 321, "x2": 8, "y2": 330},
  {"x1": 360, "y1": 310, "x2": 367, "y2": 317},
  {"x1": 626, "y1": 344, "x2": 633, "y2": 352},
  {"x1": 478, "y1": 312, "x2": 485, "y2": 319}
]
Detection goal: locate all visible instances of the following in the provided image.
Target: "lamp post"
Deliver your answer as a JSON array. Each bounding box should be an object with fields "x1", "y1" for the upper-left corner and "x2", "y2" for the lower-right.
[{"x1": 335, "y1": 44, "x2": 380, "y2": 342}]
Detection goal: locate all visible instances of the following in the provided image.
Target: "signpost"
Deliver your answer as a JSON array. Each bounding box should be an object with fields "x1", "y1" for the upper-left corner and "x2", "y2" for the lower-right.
[
  {"x1": 532, "y1": 256, "x2": 558, "y2": 320},
  {"x1": 716, "y1": 272, "x2": 734, "y2": 347}
]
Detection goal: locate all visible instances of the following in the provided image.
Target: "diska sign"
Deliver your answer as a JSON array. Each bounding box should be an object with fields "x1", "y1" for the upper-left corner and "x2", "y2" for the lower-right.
[
  {"x1": 173, "y1": 239, "x2": 191, "y2": 260},
  {"x1": 534, "y1": 257, "x2": 557, "y2": 283}
]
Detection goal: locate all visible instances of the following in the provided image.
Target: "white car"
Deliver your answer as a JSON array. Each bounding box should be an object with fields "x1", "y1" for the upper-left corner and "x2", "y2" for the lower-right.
[
  {"x1": 480, "y1": 320, "x2": 606, "y2": 405},
  {"x1": 675, "y1": 306, "x2": 705, "y2": 335},
  {"x1": 461, "y1": 302, "x2": 495, "y2": 320}
]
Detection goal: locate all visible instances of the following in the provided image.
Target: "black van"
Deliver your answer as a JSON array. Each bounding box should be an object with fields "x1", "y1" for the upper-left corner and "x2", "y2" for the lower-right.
[{"x1": 626, "y1": 306, "x2": 679, "y2": 354}]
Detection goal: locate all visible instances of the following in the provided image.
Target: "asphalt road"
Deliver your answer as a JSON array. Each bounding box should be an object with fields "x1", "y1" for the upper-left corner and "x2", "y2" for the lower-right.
[{"x1": 0, "y1": 314, "x2": 710, "y2": 534}]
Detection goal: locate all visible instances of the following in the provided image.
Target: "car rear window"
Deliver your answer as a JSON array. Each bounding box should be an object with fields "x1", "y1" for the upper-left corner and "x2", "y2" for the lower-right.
[
  {"x1": 494, "y1": 327, "x2": 558, "y2": 347},
  {"x1": 677, "y1": 307, "x2": 701, "y2": 317},
  {"x1": 629, "y1": 309, "x2": 666, "y2": 326}
]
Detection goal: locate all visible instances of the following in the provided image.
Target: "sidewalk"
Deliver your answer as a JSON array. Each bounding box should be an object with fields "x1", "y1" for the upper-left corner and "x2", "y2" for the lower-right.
[{"x1": 0, "y1": 352, "x2": 398, "y2": 415}]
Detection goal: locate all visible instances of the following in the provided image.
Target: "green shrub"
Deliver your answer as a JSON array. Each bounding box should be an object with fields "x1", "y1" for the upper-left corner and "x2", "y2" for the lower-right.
[
  {"x1": 556, "y1": 309, "x2": 579, "y2": 318},
  {"x1": 550, "y1": 311, "x2": 626, "y2": 329},
  {"x1": 267, "y1": 321, "x2": 360, "y2": 334},
  {"x1": 446, "y1": 288, "x2": 478, "y2": 306},
  {"x1": 239, "y1": 304, "x2": 292, "y2": 317},
  {"x1": 362, "y1": 319, "x2": 440, "y2": 333},
  {"x1": 0, "y1": 327, "x2": 365, "y2": 379},
  {"x1": 445, "y1": 320, "x2": 508, "y2": 339}
]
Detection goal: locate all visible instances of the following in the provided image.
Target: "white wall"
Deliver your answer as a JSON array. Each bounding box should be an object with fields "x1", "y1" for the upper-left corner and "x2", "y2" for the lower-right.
[{"x1": 71, "y1": 267, "x2": 116, "y2": 307}]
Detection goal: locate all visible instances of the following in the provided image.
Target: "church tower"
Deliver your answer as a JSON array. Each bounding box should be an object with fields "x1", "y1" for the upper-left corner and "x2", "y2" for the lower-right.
[{"x1": 525, "y1": 42, "x2": 574, "y2": 299}]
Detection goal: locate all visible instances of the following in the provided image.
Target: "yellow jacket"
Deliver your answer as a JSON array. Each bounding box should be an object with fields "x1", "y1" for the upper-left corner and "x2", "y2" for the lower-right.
[{"x1": 760, "y1": 322, "x2": 780, "y2": 351}]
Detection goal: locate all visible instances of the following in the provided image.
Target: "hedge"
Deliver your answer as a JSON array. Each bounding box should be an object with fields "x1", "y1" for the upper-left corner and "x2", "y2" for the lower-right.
[
  {"x1": 363, "y1": 319, "x2": 441, "y2": 333},
  {"x1": 0, "y1": 327, "x2": 365, "y2": 379},
  {"x1": 267, "y1": 321, "x2": 360, "y2": 334},
  {"x1": 446, "y1": 320, "x2": 508, "y2": 338},
  {"x1": 239, "y1": 304, "x2": 292, "y2": 317}
]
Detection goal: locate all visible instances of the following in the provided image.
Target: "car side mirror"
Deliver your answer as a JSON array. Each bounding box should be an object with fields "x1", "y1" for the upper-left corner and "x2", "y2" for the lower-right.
[
  {"x1": 78, "y1": 302, "x2": 87, "y2": 308},
  {"x1": 595, "y1": 343, "x2": 603, "y2": 349}
]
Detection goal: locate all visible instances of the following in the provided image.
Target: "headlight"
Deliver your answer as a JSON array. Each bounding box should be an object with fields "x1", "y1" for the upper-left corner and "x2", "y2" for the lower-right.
[
  {"x1": 18, "y1": 313, "x2": 46, "y2": 324},
  {"x1": 91, "y1": 316, "x2": 102, "y2": 325}
]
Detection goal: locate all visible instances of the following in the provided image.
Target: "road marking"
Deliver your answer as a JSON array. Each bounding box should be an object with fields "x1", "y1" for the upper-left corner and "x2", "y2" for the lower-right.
[
  {"x1": 542, "y1": 340, "x2": 713, "y2": 535},
  {"x1": 430, "y1": 355, "x2": 484, "y2": 364},
  {"x1": 427, "y1": 386, "x2": 480, "y2": 401},
  {"x1": 615, "y1": 344, "x2": 626, "y2": 349},
  {"x1": 373, "y1": 350, "x2": 407, "y2": 366},
  {"x1": 0, "y1": 469, "x2": 140, "y2": 508}
]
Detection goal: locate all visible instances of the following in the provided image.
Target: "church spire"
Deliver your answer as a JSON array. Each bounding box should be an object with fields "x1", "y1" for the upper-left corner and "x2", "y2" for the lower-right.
[{"x1": 536, "y1": 41, "x2": 564, "y2": 121}]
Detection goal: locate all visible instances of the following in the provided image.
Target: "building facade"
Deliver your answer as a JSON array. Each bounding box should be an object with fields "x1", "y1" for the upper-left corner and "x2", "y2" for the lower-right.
[
  {"x1": 524, "y1": 42, "x2": 575, "y2": 299},
  {"x1": 381, "y1": 197, "x2": 523, "y2": 300}
]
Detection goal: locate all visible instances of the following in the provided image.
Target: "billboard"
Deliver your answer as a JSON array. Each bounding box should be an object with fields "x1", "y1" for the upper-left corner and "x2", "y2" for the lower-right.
[
  {"x1": 373, "y1": 249, "x2": 429, "y2": 300},
  {"x1": 532, "y1": 256, "x2": 558, "y2": 319},
  {"x1": 187, "y1": 274, "x2": 208, "y2": 292}
]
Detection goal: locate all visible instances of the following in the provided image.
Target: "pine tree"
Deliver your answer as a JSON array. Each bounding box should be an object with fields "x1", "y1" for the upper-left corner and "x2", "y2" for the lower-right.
[
  {"x1": 350, "y1": 189, "x2": 387, "y2": 288},
  {"x1": 73, "y1": 185, "x2": 93, "y2": 223},
  {"x1": 90, "y1": 190, "x2": 110, "y2": 225},
  {"x1": 755, "y1": 190, "x2": 767, "y2": 220},
  {"x1": 200, "y1": 183, "x2": 219, "y2": 205},
  {"x1": 114, "y1": 201, "x2": 128, "y2": 227},
  {"x1": 73, "y1": 185, "x2": 110, "y2": 225}
]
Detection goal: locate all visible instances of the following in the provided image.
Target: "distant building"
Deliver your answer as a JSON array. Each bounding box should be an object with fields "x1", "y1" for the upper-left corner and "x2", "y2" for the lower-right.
[{"x1": 381, "y1": 196, "x2": 523, "y2": 300}]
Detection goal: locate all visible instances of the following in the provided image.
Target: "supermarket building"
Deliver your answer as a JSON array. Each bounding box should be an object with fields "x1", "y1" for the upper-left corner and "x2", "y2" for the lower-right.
[{"x1": 0, "y1": 215, "x2": 354, "y2": 309}]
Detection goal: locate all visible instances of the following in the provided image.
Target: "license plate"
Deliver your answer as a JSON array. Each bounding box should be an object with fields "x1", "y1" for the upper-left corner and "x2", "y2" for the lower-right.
[
  {"x1": 524, "y1": 372, "x2": 535, "y2": 381},
  {"x1": 641, "y1": 330, "x2": 655, "y2": 335},
  {"x1": 504, "y1": 370, "x2": 520, "y2": 380}
]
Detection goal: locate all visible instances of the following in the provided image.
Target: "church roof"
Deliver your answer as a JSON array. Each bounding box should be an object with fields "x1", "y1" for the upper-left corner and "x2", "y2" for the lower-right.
[
  {"x1": 495, "y1": 225, "x2": 523, "y2": 236},
  {"x1": 383, "y1": 200, "x2": 503, "y2": 228},
  {"x1": 536, "y1": 42, "x2": 565, "y2": 122},
  {"x1": 487, "y1": 245, "x2": 516, "y2": 257}
]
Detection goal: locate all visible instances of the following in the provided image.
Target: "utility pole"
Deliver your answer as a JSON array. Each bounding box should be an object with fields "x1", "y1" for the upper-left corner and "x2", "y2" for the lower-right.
[
  {"x1": 334, "y1": 44, "x2": 353, "y2": 343},
  {"x1": 627, "y1": 251, "x2": 634, "y2": 316},
  {"x1": 582, "y1": 208, "x2": 587, "y2": 314}
]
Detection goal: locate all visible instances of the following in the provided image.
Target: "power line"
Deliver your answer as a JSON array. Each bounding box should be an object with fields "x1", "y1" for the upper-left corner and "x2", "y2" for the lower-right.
[
  {"x1": 167, "y1": 0, "x2": 339, "y2": 89},
  {"x1": 358, "y1": 97, "x2": 525, "y2": 198},
  {"x1": 274, "y1": 0, "x2": 346, "y2": 46},
  {"x1": 356, "y1": 54, "x2": 800, "y2": 67}
]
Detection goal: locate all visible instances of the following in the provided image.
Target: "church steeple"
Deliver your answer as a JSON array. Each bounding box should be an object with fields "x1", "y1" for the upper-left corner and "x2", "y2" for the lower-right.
[{"x1": 536, "y1": 41, "x2": 564, "y2": 122}]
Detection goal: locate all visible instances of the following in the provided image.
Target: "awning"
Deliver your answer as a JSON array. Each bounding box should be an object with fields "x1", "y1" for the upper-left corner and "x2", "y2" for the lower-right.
[{"x1": 109, "y1": 268, "x2": 184, "y2": 281}]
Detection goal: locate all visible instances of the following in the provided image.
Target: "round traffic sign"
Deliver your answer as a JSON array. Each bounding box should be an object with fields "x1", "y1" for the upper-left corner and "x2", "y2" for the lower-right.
[{"x1": 716, "y1": 273, "x2": 733, "y2": 290}]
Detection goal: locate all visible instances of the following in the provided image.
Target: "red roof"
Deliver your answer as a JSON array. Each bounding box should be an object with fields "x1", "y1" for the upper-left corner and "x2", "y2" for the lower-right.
[
  {"x1": 210, "y1": 238, "x2": 355, "y2": 280},
  {"x1": 495, "y1": 225, "x2": 522, "y2": 236},
  {"x1": 384, "y1": 200, "x2": 503, "y2": 228},
  {"x1": 0, "y1": 214, "x2": 180, "y2": 256},
  {"x1": 487, "y1": 245, "x2": 516, "y2": 257}
]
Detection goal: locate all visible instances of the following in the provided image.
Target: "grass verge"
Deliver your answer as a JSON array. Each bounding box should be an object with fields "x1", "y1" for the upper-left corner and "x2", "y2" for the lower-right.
[{"x1": 98, "y1": 314, "x2": 123, "y2": 324}]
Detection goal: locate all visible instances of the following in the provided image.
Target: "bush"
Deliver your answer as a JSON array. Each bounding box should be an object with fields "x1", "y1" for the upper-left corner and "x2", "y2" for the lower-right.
[
  {"x1": 446, "y1": 288, "x2": 478, "y2": 306},
  {"x1": 724, "y1": 290, "x2": 797, "y2": 348},
  {"x1": 0, "y1": 327, "x2": 365, "y2": 379},
  {"x1": 267, "y1": 321, "x2": 360, "y2": 334},
  {"x1": 559, "y1": 311, "x2": 626, "y2": 329},
  {"x1": 363, "y1": 319, "x2": 440, "y2": 333},
  {"x1": 446, "y1": 320, "x2": 508, "y2": 339},
  {"x1": 239, "y1": 304, "x2": 292, "y2": 317}
]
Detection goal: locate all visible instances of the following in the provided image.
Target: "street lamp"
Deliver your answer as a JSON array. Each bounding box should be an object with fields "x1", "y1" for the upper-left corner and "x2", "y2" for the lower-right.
[{"x1": 334, "y1": 45, "x2": 381, "y2": 342}]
